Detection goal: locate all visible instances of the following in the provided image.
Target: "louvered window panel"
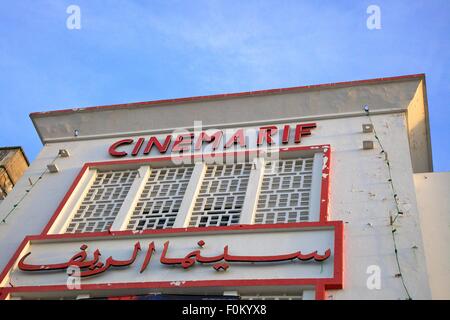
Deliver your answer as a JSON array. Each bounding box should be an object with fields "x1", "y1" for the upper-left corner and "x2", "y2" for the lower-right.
[
  {"x1": 65, "y1": 169, "x2": 138, "y2": 233},
  {"x1": 189, "y1": 163, "x2": 252, "y2": 227},
  {"x1": 126, "y1": 166, "x2": 194, "y2": 230},
  {"x1": 254, "y1": 158, "x2": 313, "y2": 224}
]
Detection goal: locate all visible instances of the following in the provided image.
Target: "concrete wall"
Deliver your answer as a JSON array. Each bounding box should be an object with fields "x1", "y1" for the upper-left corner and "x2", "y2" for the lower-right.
[
  {"x1": 0, "y1": 113, "x2": 432, "y2": 299},
  {"x1": 414, "y1": 172, "x2": 450, "y2": 299}
]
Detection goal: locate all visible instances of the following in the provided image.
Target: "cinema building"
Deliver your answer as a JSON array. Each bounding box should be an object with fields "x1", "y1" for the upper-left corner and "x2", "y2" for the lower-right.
[{"x1": 0, "y1": 74, "x2": 448, "y2": 300}]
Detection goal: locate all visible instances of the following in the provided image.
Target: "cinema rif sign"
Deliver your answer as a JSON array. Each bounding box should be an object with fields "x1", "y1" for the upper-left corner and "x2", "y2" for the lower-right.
[
  {"x1": 0, "y1": 222, "x2": 343, "y2": 299},
  {"x1": 18, "y1": 239, "x2": 332, "y2": 276},
  {"x1": 108, "y1": 123, "x2": 317, "y2": 157}
]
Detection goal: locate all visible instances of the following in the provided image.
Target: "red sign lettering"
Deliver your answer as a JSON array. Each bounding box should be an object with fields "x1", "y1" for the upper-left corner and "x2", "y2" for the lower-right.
[{"x1": 108, "y1": 123, "x2": 316, "y2": 157}]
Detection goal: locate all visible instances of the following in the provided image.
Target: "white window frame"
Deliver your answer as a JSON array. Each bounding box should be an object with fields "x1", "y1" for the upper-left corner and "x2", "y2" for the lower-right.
[{"x1": 47, "y1": 145, "x2": 329, "y2": 235}]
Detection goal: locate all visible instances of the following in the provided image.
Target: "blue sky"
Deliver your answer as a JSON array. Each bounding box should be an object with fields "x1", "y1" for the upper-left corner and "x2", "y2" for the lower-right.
[{"x1": 0, "y1": 1, "x2": 448, "y2": 171}]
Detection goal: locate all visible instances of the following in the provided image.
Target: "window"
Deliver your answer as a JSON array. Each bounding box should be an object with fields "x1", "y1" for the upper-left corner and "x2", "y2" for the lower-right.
[
  {"x1": 126, "y1": 166, "x2": 194, "y2": 230},
  {"x1": 65, "y1": 169, "x2": 138, "y2": 233},
  {"x1": 188, "y1": 163, "x2": 252, "y2": 227},
  {"x1": 254, "y1": 157, "x2": 313, "y2": 224},
  {"x1": 57, "y1": 146, "x2": 328, "y2": 234}
]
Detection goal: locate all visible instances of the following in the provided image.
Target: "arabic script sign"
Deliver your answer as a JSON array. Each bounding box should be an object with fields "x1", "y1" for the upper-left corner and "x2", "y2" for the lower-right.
[
  {"x1": 18, "y1": 240, "x2": 331, "y2": 277},
  {"x1": 1, "y1": 223, "x2": 342, "y2": 293}
]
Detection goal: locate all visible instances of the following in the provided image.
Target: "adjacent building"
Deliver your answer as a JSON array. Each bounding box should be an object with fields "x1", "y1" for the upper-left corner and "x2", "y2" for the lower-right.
[{"x1": 0, "y1": 147, "x2": 29, "y2": 201}]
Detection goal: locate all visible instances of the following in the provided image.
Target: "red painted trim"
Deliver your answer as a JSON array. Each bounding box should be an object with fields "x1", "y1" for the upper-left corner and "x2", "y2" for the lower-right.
[
  {"x1": 30, "y1": 74, "x2": 424, "y2": 118},
  {"x1": 331, "y1": 220, "x2": 344, "y2": 289},
  {"x1": 2, "y1": 278, "x2": 337, "y2": 296},
  {"x1": 315, "y1": 284, "x2": 326, "y2": 300},
  {"x1": 320, "y1": 146, "x2": 331, "y2": 222},
  {"x1": 320, "y1": 219, "x2": 344, "y2": 300},
  {"x1": 39, "y1": 221, "x2": 341, "y2": 241},
  {"x1": 0, "y1": 222, "x2": 343, "y2": 299}
]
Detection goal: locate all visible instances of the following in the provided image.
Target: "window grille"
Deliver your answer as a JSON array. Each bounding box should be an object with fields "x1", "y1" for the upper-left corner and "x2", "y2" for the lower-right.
[
  {"x1": 254, "y1": 158, "x2": 313, "y2": 224},
  {"x1": 126, "y1": 166, "x2": 194, "y2": 230},
  {"x1": 65, "y1": 169, "x2": 138, "y2": 233},
  {"x1": 62, "y1": 152, "x2": 320, "y2": 233},
  {"x1": 189, "y1": 163, "x2": 252, "y2": 227}
]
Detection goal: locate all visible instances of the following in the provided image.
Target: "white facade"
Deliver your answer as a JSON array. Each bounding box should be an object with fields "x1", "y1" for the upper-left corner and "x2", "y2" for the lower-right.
[
  {"x1": 414, "y1": 172, "x2": 450, "y2": 300},
  {"x1": 0, "y1": 74, "x2": 447, "y2": 300}
]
